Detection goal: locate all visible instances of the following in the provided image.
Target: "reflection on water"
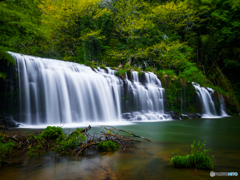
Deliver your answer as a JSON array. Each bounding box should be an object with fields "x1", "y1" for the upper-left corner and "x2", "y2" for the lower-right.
[{"x1": 1, "y1": 117, "x2": 240, "y2": 180}]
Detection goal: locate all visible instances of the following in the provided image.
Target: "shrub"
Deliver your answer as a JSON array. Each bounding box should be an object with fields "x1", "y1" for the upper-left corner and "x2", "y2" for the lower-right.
[
  {"x1": 145, "y1": 66, "x2": 152, "y2": 72},
  {"x1": 115, "y1": 68, "x2": 127, "y2": 80},
  {"x1": 27, "y1": 126, "x2": 65, "y2": 156},
  {"x1": 42, "y1": 126, "x2": 64, "y2": 139},
  {"x1": 124, "y1": 63, "x2": 132, "y2": 71},
  {"x1": 99, "y1": 64, "x2": 108, "y2": 72},
  {"x1": 28, "y1": 127, "x2": 86, "y2": 156},
  {"x1": 133, "y1": 66, "x2": 143, "y2": 75},
  {"x1": 170, "y1": 140, "x2": 214, "y2": 170},
  {"x1": 85, "y1": 61, "x2": 97, "y2": 70},
  {"x1": 55, "y1": 128, "x2": 86, "y2": 154},
  {"x1": 97, "y1": 141, "x2": 120, "y2": 152}
]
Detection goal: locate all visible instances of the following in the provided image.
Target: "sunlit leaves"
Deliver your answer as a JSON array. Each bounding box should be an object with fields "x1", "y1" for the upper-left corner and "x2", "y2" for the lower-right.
[{"x1": 152, "y1": 1, "x2": 199, "y2": 30}]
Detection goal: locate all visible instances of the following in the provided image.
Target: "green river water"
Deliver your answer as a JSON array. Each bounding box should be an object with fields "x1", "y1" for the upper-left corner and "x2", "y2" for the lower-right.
[{"x1": 0, "y1": 117, "x2": 239, "y2": 180}]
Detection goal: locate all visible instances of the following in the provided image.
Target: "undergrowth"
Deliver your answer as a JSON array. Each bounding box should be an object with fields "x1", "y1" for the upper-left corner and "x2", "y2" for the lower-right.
[
  {"x1": 0, "y1": 133, "x2": 17, "y2": 165},
  {"x1": 170, "y1": 140, "x2": 214, "y2": 170},
  {"x1": 27, "y1": 126, "x2": 86, "y2": 156}
]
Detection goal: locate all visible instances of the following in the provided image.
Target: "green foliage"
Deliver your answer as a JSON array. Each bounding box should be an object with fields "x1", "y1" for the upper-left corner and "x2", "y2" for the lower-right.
[
  {"x1": 124, "y1": 63, "x2": 133, "y2": 71},
  {"x1": 115, "y1": 68, "x2": 127, "y2": 80},
  {"x1": 0, "y1": 133, "x2": 17, "y2": 165},
  {"x1": 97, "y1": 141, "x2": 120, "y2": 152},
  {"x1": 27, "y1": 127, "x2": 86, "y2": 156},
  {"x1": 133, "y1": 67, "x2": 143, "y2": 75},
  {"x1": 145, "y1": 66, "x2": 153, "y2": 72},
  {"x1": 99, "y1": 64, "x2": 108, "y2": 72},
  {"x1": 85, "y1": 61, "x2": 98, "y2": 70},
  {"x1": 178, "y1": 62, "x2": 205, "y2": 84},
  {"x1": 27, "y1": 126, "x2": 65, "y2": 156},
  {"x1": 1, "y1": 0, "x2": 239, "y2": 110},
  {"x1": 0, "y1": 49, "x2": 16, "y2": 80},
  {"x1": 156, "y1": 70, "x2": 181, "y2": 112},
  {"x1": 0, "y1": 133, "x2": 5, "y2": 142},
  {"x1": 170, "y1": 140, "x2": 214, "y2": 170},
  {"x1": 54, "y1": 128, "x2": 86, "y2": 154},
  {"x1": 42, "y1": 126, "x2": 64, "y2": 139},
  {"x1": 115, "y1": 63, "x2": 133, "y2": 79}
]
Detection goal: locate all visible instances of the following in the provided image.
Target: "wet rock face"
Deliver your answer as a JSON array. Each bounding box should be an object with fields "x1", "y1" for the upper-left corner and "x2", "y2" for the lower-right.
[
  {"x1": 0, "y1": 116, "x2": 20, "y2": 128},
  {"x1": 167, "y1": 111, "x2": 181, "y2": 120},
  {"x1": 0, "y1": 58, "x2": 19, "y2": 121},
  {"x1": 165, "y1": 111, "x2": 202, "y2": 120}
]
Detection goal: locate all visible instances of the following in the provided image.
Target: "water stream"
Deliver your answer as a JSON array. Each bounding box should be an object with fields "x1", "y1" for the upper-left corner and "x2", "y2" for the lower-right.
[
  {"x1": 12, "y1": 52, "x2": 121, "y2": 124},
  {"x1": 192, "y1": 82, "x2": 228, "y2": 118}
]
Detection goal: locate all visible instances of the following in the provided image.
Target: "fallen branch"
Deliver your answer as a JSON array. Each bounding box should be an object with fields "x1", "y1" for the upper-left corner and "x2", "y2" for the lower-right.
[{"x1": 101, "y1": 126, "x2": 155, "y2": 142}]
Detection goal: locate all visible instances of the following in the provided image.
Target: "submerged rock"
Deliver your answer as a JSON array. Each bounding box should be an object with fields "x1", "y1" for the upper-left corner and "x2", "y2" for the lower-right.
[{"x1": 167, "y1": 111, "x2": 181, "y2": 120}]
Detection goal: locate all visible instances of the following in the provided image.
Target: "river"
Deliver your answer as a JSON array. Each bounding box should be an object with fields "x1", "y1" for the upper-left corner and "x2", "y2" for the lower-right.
[{"x1": 1, "y1": 117, "x2": 240, "y2": 179}]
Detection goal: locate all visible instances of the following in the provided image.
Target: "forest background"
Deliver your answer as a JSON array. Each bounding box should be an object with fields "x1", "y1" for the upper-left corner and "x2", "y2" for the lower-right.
[{"x1": 0, "y1": 0, "x2": 240, "y2": 113}]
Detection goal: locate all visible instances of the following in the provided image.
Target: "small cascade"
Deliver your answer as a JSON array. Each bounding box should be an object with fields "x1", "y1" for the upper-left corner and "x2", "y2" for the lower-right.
[
  {"x1": 192, "y1": 82, "x2": 228, "y2": 117},
  {"x1": 219, "y1": 95, "x2": 229, "y2": 117},
  {"x1": 122, "y1": 71, "x2": 171, "y2": 121},
  {"x1": 11, "y1": 52, "x2": 122, "y2": 124},
  {"x1": 192, "y1": 82, "x2": 217, "y2": 117}
]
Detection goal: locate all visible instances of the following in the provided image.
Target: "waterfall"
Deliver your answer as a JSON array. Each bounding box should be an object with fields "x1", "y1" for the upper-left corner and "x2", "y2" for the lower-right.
[
  {"x1": 122, "y1": 71, "x2": 171, "y2": 121},
  {"x1": 11, "y1": 52, "x2": 122, "y2": 125},
  {"x1": 219, "y1": 95, "x2": 229, "y2": 117},
  {"x1": 7, "y1": 52, "x2": 230, "y2": 126},
  {"x1": 192, "y1": 82, "x2": 228, "y2": 117}
]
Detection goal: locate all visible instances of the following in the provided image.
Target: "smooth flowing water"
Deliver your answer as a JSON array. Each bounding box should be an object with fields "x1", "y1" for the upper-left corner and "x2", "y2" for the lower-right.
[
  {"x1": 11, "y1": 52, "x2": 122, "y2": 124},
  {"x1": 10, "y1": 52, "x2": 173, "y2": 126},
  {"x1": 9, "y1": 52, "x2": 229, "y2": 126},
  {"x1": 192, "y1": 82, "x2": 228, "y2": 118},
  {"x1": 123, "y1": 71, "x2": 170, "y2": 121},
  {"x1": 1, "y1": 117, "x2": 239, "y2": 180}
]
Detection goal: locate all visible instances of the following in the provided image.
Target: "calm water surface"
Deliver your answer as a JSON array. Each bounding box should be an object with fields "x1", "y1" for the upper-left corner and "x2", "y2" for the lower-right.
[{"x1": 1, "y1": 117, "x2": 240, "y2": 180}]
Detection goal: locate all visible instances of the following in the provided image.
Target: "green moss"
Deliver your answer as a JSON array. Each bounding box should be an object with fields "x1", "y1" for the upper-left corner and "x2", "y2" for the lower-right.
[
  {"x1": 97, "y1": 140, "x2": 120, "y2": 152},
  {"x1": 133, "y1": 66, "x2": 143, "y2": 75},
  {"x1": 124, "y1": 63, "x2": 132, "y2": 71},
  {"x1": 115, "y1": 68, "x2": 127, "y2": 80},
  {"x1": 85, "y1": 61, "x2": 97, "y2": 70},
  {"x1": 99, "y1": 64, "x2": 108, "y2": 72}
]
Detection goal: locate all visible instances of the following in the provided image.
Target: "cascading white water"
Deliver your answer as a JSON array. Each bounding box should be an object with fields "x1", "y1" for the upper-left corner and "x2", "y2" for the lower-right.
[
  {"x1": 192, "y1": 82, "x2": 217, "y2": 117},
  {"x1": 123, "y1": 71, "x2": 171, "y2": 120},
  {"x1": 11, "y1": 52, "x2": 122, "y2": 125},
  {"x1": 9, "y1": 52, "x2": 230, "y2": 125},
  {"x1": 219, "y1": 95, "x2": 229, "y2": 117},
  {"x1": 192, "y1": 82, "x2": 228, "y2": 117}
]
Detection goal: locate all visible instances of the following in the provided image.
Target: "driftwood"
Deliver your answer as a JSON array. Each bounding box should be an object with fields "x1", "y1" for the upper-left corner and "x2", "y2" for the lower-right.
[
  {"x1": 0, "y1": 125, "x2": 154, "y2": 164},
  {"x1": 101, "y1": 126, "x2": 155, "y2": 142},
  {"x1": 81, "y1": 125, "x2": 92, "y2": 133}
]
